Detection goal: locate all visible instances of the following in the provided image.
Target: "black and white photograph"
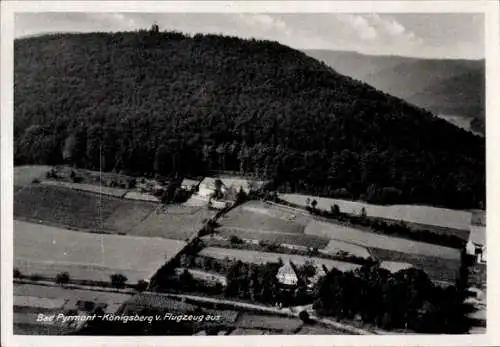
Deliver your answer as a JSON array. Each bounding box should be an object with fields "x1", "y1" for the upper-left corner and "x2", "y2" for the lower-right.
[{"x1": 1, "y1": 0, "x2": 498, "y2": 345}]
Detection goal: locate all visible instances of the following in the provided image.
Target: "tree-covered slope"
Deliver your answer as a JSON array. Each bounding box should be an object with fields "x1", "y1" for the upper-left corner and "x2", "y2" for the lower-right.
[
  {"x1": 304, "y1": 49, "x2": 485, "y2": 135},
  {"x1": 14, "y1": 29, "x2": 485, "y2": 209}
]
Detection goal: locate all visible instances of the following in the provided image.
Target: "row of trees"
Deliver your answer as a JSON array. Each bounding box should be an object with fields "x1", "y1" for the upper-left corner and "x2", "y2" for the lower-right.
[
  {"x1": 14, "y1": 29, "x2": 485, "y2": 209},
  {"x1": 269, "y1": 194, "x2": 465, "y2": 248},
  {"x1": 176, "y1": 254, "x2": 315, "y2": 306},
  {"x1": 155, "y1": 248, "x2": 472, "y2": 334},
  {"x1": 314, "y1": 265, "x2": 471, "y2": 333}
]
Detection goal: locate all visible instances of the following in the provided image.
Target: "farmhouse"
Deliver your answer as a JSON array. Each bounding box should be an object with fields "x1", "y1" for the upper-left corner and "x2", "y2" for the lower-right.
[
  {"x1": 198, "y1": 178, "x2": 228, "y2": 198},
  {"x1": 466, "y1": 210, "x2": 486, "y2": 264},
  {"x1": 198, "y1": 176, "x2": 268, "y2": 198},
  {"x1": 175, "y1": 268, "x2": 228, "y2": 287},
  {"x1": 276, "y1": 262, "x2": 299, "y2": 286}
]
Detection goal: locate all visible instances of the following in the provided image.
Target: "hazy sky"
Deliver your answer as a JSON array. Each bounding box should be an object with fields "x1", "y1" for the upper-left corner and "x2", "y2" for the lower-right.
[{"x1": 15, "y1": 12, "x2": 484, "y2": 59}]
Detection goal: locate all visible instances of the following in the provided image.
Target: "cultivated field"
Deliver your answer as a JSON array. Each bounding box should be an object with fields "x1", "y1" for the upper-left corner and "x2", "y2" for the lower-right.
[
  {"x1": 14, "y1": 165, "x2": 53, "y2": 187},
  {"x1": 129, "y1": 205, "x2": 216, "y2": 240},
  {"x1": 14, "y1": 221, "x2": 186, "y2": 283},
  {"x1": 102, "y1": 201, "x2": 157, "y2": 233},
  {"x1": 198, "y1": 247, "x2": 362, "y2": 272},
  {"x1": 40, "y1": 180, "x2": 128, "y2": 198},
  {"x1": 219, "y1": 201, "x2": 309, "y2": 234},
  {"x1": 369, "y1": 247, "x2": 460, "y2": 284},
  {"x1": 280, "y1": 193, "x2": 473, "y2": 231},
  {"x1": 14, "y1": 185, "x2": 124, "y2": 231},
  {"x1": 214, "y1": 227, "x2": 330, "y2": 249},
  {"x1": 305, "y1": 220, "x2": 461, "y2": 260}
]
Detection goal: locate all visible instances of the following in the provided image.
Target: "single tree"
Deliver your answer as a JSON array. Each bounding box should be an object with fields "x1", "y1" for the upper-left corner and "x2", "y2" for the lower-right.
[
  {"x1": 299, "y1": 310, "x2": 310, "y2": 323},
  {"x1": 110, "y1": 273, "x2": 128, "y2": 289},
  {"x1": 311, "y1": 199, "x2": 318, "y2": 210}
]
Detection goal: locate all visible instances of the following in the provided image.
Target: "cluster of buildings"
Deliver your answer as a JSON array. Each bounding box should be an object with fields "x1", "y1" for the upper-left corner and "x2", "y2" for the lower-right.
[
  {"x1": 182, "y1": 176, "x2": 269, "y2": 209},
  {"x1": 464, "y1": 210, "x2": 486, "y2": 333}
]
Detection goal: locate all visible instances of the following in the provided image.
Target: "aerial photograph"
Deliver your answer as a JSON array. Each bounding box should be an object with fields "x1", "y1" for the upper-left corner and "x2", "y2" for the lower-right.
[{"x1": 11, "y1": 10, "x2": 486, "y2": 336}]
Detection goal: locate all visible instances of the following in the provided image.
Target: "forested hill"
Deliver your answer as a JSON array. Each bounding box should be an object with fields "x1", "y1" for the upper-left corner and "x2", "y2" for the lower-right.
[
  {"x1": 14, "y1": 29, "x2": 485, "y2": 209},
  {"x1": 303, "y1": 49, "x2": 485, "y2": 135}
]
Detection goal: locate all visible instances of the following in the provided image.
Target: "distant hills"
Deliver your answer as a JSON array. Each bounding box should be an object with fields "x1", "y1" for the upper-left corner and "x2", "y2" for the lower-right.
[
  {"x1": 14, "y1": 30, "x2": 485, "y2": 209},
  {"x1": 303, "y1": 50, "x2": 485, "y2": 135}
]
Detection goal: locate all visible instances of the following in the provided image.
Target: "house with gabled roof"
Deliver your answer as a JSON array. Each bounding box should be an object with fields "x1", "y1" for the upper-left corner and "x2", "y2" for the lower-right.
[
  {"x1": 466, "y1": 210, "x2": 486, "y2": 264},
  {"x1": 276, "y1": 262, "x2": 299, "y2": 287}
]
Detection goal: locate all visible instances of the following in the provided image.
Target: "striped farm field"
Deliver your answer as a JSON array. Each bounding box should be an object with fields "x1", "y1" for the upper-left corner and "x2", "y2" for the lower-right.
[
  {"x1": 14, "y1": 220, "x2": 186, "y2": 283},
  {"x1": 219, "y1": 201, "x2": 309, "y2": 234},
  {"x1": 198, "y1": 247, "x2": 362, "y2": 273},
  {"x1": 128, "y1": 204, "x2": 216, "y2": 240},
  {"x1": 319, "y1": 240, "x2": 371, "y2": 259},
  {"x1": 305, "y1": 220, "x2": 461, "y2": 260},
  {"x1": 215, "y1": 227, "x2": 329, "y2": 249},
  {"x1": 14, "y1": 184, "x2": 124, "y2": 231},
  {"x1": 40, "y1": 180, "x2": 128, "y2": 197},
  {"x1": 280, "y1": 193, "x2": 472, "y2": 231},
  {"x1": 102, "y1": 200, "x2": 157, "y2": 233}
]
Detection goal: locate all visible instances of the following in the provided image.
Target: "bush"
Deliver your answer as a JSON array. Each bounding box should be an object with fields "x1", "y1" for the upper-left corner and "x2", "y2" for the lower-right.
[
  {"x1": 29, "y1": 274, "x2": 43, "y2": 281},
  {"x1": 299, "y1": 310, "x2": 310, "y2": 323},
  {"x1": 230, "y1": 235, "x2": 243, "y2": 244},
  {"x1": 14, "y1": 268, "x2": 22, "y2": 278},
  {"x1": 110, "y1": 273, "x2": 128, "y2": 288},
  {"x1": 32, "y1": 178, "x2": 41, "y2": 184},
  {"x1": 55, "y1": 271, "x2": 70, "y2": 284},
  {"x1": 71, "y1": 175, "x2": 83, "y2": 183}
]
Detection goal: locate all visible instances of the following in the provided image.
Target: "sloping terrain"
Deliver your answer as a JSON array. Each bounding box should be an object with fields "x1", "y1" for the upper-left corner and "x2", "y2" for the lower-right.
[
  {"x1": 14, "y1": 31, "x2": 485, "y2": 209},
  {"x1": 304, "y1": 49, "x2": 485, "y2": 134}
]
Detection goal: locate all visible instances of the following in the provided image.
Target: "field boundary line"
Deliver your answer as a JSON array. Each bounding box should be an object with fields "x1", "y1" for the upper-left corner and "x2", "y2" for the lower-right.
[
  {"x1": 162, "y1": 292, "x2": 374, "y2": 335},
  {"x1": 13, "y1": 278, "x2": 136, "y2": 295}
]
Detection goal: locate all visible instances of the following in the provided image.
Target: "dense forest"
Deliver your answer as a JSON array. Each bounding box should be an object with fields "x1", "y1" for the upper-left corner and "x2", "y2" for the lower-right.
[{"x1": 14, "y1": 27, "x2": 485, "y2": 209}]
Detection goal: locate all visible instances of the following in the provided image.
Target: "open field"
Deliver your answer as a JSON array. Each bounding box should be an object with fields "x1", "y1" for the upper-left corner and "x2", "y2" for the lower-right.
[
  {"x1": 198, "y1": 247, "x2": 362, "y2": 272},
  {"x1": 280, "y1": 193, "x2": 473, "y2": 231},
  {"x1": 14, "y1": 182, "x2": 205, "y2": 239},
  {"x1": 214, "y1": 227, "x2": 330, "y2": 249},
  {"x1": 219, "y1": 201, "x2": 309, "y2": 234},
  {"x1": 14, "y1": 185, "x2": 124, "y2": 231},
  {"x1": 305, "y1": 220, "x2": 461, "y2": 260},
  {"x1": 123, "y1": 191, "x2": 160, "y2": 202},
  {"x1": 128, "y1": 205, "x2": 216, "y2": 240},
  {"x1": 40, "y1": 180, "x2": 128, "y2": 198},
  {"x1": 13, "y1": 283, "x2": 132, "y2": 335},
  {"x1": 14, "y1": 165, "x2": 53, "y2": 187},
  {"x1": 296, "y1": 325, "x2": 341, "y2": 334},
  {"x1": 14, "y1": 221, "x2": 186, "y2": 283}
]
